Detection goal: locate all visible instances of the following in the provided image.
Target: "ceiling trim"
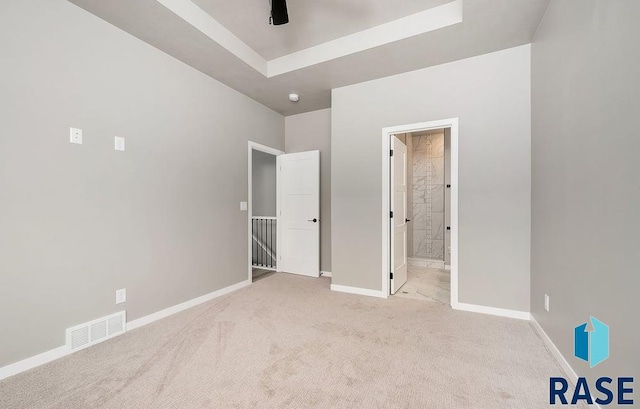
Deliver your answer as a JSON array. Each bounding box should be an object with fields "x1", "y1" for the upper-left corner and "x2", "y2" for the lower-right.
[
  {"x1": 268, "y1": 0, "x2": 463, "y2": 77},
  {"x1": 156, "y1": 0, "x2": 268, "y2": 75},
  {"x1": 156, "y1": 0, "x2": 463, "y2": 78}
]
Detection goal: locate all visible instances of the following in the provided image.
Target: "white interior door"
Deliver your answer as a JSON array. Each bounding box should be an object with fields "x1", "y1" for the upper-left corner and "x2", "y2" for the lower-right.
[
  {"x1": 277, "y1": 151, "x2": 320, "y2": 277},
  {"x1": 390, "y1": 136, "x2": 408, "y2": 294}
]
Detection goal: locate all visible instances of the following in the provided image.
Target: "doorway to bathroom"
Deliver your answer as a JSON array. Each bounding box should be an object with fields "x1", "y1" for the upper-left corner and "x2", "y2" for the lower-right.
[
  {"x1": 400, "y1": 129, "x2": 449, "y2": 302},
  {"x1": 382, "y1": 119, "x2": 459, "y2": 306}
]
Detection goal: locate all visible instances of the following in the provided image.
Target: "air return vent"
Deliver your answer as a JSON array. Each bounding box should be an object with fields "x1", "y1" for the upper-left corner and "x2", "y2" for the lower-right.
[{"x1": 65, "y1": 311, "x2": 126, "y2": 352}]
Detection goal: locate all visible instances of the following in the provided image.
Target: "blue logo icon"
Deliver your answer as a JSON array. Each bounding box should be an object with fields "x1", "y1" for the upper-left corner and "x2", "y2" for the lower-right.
[{"x1": 574, "y1": 316, "x2": 609, "y2": 368}]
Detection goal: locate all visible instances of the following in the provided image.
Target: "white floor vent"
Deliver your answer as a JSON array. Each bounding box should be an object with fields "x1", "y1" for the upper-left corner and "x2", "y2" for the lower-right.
[{"x1": 65, "y1": 311, "x2": 126, "y2": 352}]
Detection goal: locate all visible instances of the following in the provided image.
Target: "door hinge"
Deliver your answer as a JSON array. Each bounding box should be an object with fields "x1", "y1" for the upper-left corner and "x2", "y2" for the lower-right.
[
  {"x1": 390, "y1": 211, "x2": 393, "y2": 218},
  {"x1": 390, "y1": 149, "x2": 394, "y2": 157},
  {"x1": 390, "y1": 272, "x2": 394, "y2": 279}
]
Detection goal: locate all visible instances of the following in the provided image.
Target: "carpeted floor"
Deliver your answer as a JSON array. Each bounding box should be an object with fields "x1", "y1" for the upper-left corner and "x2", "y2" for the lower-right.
[{"x1": 0, "y1": 273, "x2": 582, "y2": 408}]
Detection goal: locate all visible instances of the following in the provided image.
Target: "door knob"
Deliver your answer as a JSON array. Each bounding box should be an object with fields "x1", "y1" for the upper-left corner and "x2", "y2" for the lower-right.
[
  {"x1": 405, "y1": 219, "x2": 411, "y2": 223},
  {"x1": 307, "y1": 218, "x2": 318, "y2": 223}
]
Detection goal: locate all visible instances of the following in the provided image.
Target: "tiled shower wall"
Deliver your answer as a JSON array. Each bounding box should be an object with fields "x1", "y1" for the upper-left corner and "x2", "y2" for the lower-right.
[{"x1": 411, "y1": 132, "x2": 445, "y2": 260}]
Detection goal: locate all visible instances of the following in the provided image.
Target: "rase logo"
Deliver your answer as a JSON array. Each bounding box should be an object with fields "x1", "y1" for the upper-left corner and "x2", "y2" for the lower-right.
[
  {"x1": 574, "y1": 316, "x2": 609, "y2": 368},
  {"x1": 550, "y1": 317, "x2": 634, "y2": 406}
]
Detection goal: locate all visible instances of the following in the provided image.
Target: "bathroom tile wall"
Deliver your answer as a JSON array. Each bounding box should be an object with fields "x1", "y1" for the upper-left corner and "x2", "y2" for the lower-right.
[
  {"x1": 411, "y1": 132, "x2": 445, "y2": 260},
  {"x1": 405, "y1": 134, "x2": 414, "y2": 259}
]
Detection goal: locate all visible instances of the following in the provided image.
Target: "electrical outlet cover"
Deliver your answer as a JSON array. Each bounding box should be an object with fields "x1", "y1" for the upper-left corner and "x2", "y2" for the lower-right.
[
  {"x1": 116, "y1": 288, "x2": 127, "y2": 304},
  {"x1": 70, "y1": 128, "x2": 83, "y2": 144},
  {"x1": 114, "y1": 136, "x2": 125, "y2": 151}
]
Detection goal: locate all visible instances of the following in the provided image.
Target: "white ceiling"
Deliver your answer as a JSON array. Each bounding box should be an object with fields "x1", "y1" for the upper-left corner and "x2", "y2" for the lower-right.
[
  {"x1": 192, "y1": 0, "x2": 453, "y2": 60},
  {"x1": 68, "y1": 0, "x2": 550, "y2": 116}
]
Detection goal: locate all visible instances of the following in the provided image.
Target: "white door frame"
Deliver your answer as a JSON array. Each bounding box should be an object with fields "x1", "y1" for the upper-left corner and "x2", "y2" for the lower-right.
[
  {"x1": 381, "y1": 118, "x2": 459, "y2": 306},
  {"x1": 248, "y1": 141, "x2": 284, "y2": 283}
]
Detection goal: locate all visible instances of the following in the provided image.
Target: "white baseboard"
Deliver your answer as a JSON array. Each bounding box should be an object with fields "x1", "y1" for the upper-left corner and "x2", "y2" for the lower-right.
[
  {"x1": 0, "y1": 346, "x2": 67, "y2": 381},
  {"x1": 320, "y1": 271, "x2": 332, "y2": 277},
  {"x1": 530, "y1": 316, "x2": 601, "y2": 409},
  {"x1": 452, "y1": 302, "x2": 531, "y2": 320},
  {"x1": 128, "y1": 279, "x2": 251, "y2": 331},
  {"x1": 530, "y1": 316, "x2": 578, "y2": 383},
  {"x1": 252, "y1": 266, "x2": 277, "y2": 272},
  {"x1": 330, "y1": 284, "x2": 387, "y2": 298},
  {"x1": 0, "y1": 279, "x2": 252, "y2": 381},
  {"x1": 408, "y1": 258, "x2": 445, "y2": 269}
]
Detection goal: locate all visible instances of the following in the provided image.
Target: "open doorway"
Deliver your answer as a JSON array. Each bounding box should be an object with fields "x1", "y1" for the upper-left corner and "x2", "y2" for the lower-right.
[
  {"x1": 382, "y1": 119, "x2": 459, "y2": 306},
  {"x1": 394, "y1": 129, "x2": 450, "y2": 303},
  {"x1": 248, "y1": 142, "x2": 321, "y2": 282},
  {"x1": 248, "y1": 142, "x2": 283, "y2": 282}
]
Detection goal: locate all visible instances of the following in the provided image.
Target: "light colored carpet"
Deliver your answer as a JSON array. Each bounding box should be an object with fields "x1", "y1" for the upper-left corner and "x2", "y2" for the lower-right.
[{"x1": 0, "y1": 273, "x2": 582, "y2": 408}]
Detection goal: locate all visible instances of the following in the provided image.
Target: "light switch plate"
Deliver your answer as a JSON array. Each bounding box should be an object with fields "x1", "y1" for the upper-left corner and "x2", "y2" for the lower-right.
[
  {"x1": 70, "y1": 128, "x2": 83, "y2": 144},
  {"x1": 116, "y1": 288, "x2": 127, "y2": 304},
  {"x1": 544, "y1": 294, "x2": 550, "y2": 312},
  {"x1": 240, "y1": 201, "x2": 248, "y2": 211},
  {"x1": 114, "y1": 136, "x2": 125, "y2": 151}
]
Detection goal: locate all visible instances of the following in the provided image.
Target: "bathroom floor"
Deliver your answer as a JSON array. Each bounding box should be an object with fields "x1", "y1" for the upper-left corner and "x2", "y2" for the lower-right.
[{"x1": 394, "y1": 266, "x2": 450, "y2": 304}]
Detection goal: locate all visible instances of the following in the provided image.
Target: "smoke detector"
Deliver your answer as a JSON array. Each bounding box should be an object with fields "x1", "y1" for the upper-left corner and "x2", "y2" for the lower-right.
[{"x1": 289, "y1": 93, "x2": 299, "y2": 102}]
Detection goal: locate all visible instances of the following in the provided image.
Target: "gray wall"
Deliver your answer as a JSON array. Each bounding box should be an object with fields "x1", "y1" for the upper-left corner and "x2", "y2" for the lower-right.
[
  {"x1": 332, "y1": 45, "x2": 531, "y2": 311},
  {"x1": 0, "y1": 0, "x2": 284, "y2": 367},
  {"x1": 531, "y1": 0, "x2": 640, "y2": 384},
  {"x1": 252, "y1": 150, "x2": 277, "y2": 217},
  {"x1": 285, "y1": 109, "x2": 332, "y2": 273}
]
